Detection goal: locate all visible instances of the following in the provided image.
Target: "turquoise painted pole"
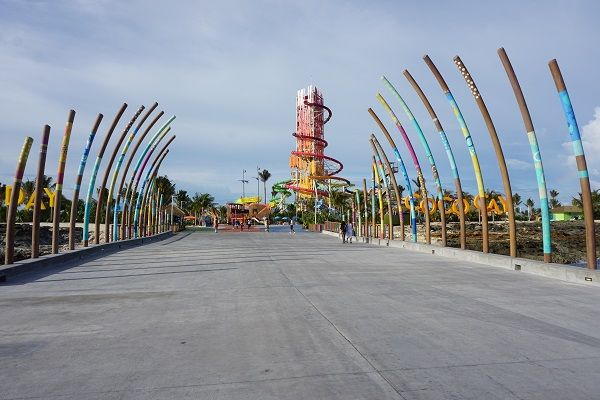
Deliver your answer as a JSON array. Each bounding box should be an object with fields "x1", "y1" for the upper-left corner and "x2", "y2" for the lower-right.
[
  {"x1": 381, "y1": 76, "x2": 447, "y2": 246},
  {"x1": 498, "y1": 48, "x2": 551, "y2": 262},
  {"x1": 107, "y1": 103, "x2": 158, "y2": 241},
  {"x1": 403, "y1": 69, "x2": 467, "y2": 249},
  {"x1": 424, "y1": 55, "x2": 489, "y2": 253},
  {"x1": 83, "y1": 104, "x2": 127, "y2": 246},
  {"x1": 134, "y1": 145, "x2": 172, "y2": 237},
  {"x1": 549, "y1": 59, "x2": 596, "y2": 269},
  {"x1": 123, "y1": 115, "x2": 175, "y2": 236}
]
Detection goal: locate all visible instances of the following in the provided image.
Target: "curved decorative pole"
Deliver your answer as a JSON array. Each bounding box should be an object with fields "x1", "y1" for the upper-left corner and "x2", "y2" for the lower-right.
[
  {"x1": 115, "y1": 110, "x2": 164, "y2": 240},
  {"x1": 83, "y1": 103, "x2": 128, "y2": 247},
  {"x1": 362, "y1": 178, "x2": 369, "y2": 237},
  {"x1": 69, "y1": 114, "x2": 103, "y2": 250},
  {"x1": 5, "y1": 137, "x2": 33, "y2": 264},
  {"x1": 424, "y1": 55, "x2": 489, "y2": 253},
  {"x1": 141, "y1": 151, "x2": 170, "y2": 236},
  {"x1": 381, "y1": 78, "x2": 447, "y2": 246},
  {"x1": 105, "y1": 103, "x2": 157, "y2": 242},
  {"x1": 354, "y1": 189, "x2": 362, "y2": 238},
  {"x1": 453, "y1": 56, "x2": 517, "y2": 257},
  {"x1": 95, "y1": 105, "x2": 145, "y2": 244},
  {"x1": 549, "y1": 59, "x2": 597, "y2": 269},
  {"x1": 132, "y1": 134, "x2": 175, "y2": 237},
  {"x1": 32, "y1": 126, "x2": 50, "y2": 258},
  {"x1": 403, "y1": 70, "x2": 466, "y2": 249},
  {"x1": 135, "y1": 144, "x2": 172, "y2": 237},
  {"x1": 372, "y1": 157, "x2": 385, "y2": 239},
  {"x1": 370, "y1": 139, "x2": 395, "y2": 239},
  {"x1": 51, "y1": 110, "x2": 75, "y2": 254},
  {"x1": 372, "y1": 134, "x2": 405, "y2": 240},
  {"x1": 123, "y1": 115, "x2": 175, "y2": 237},
  {"x1": 371, "y1": 169, "x2": 376, "y2": 237},
  {"x1": 498, "y1": 48, "x2": 551, "y2": 261},
  {"x1": 370, "y1": 106, "x2": 420, "y2": 242}
]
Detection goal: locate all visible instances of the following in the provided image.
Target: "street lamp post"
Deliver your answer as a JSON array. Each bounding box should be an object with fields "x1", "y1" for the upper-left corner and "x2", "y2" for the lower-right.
[
  {"x1": 255, "y1": 166, "x2": 260, "y2": 202},
  {"x1": 238, "y1": 169, "x2": 248, "y2": 199},
  {"x1": 171, "y1": 194, "x2": 176, "y2": 229}
]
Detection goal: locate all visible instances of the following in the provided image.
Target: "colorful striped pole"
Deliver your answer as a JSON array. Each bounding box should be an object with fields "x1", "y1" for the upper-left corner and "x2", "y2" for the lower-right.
[
  {"x1": 369, "y1": 107, "x2": 418, "y2": 242},
  {"x1": 31, "y1": 126, "x2": 51, "y2": 258},
  {"x1": 403, "y1": 69, "x2": 466, "y2": 249},
  {"x1": 69, "y1": 114, "x2": 103, "y2": 250},
  {"x1": 372, "y1": 157, "x2": 385, "y2": 239},
  {"x1": 115, "y1": 110, "x2": 164, "y2": 240},
  {"x1": 424, "y1": 55, "x2": 489, "y2": 253},
  {"x1": 370, "y1": 139, "x2": 395, "y2": 239},
  {"x1": 363, "y1": 178, "x2": 369, "y2": 238},
  {"x1": 355, "y1": 189, "x2": 362, "y2": 239},
  {"x1": 124, "y1": 115, "x2": 175, "y2": 237},
  {"x1": 549, "y1": 59, "x2": 597, "y2": 269},
  {"x1": 381, "y1": 77, "x2": 447, "y2": 246},
  {"x1": 133, "y1": 135, "x2": 175, "y2": 237},
  {"x1": 105, "y1": 103, "x2": 157, "y2": 242},
  {"x1": 52, "y1": 110, "x2": 75, "y2": 254},
  {"x1": 5, "y1": 137, "x2": 33, "y2": 264},
  {"x1": 96, "y1": 105, "x2": 145, "y2": 244},
  {"x1": 371, "y1": 169, "x2": 376, "y2": 238},
  {"x1": 498, "y1": 48, "x2": 551, "y2": 262},
  {"x1": 140, "y1": 150, "x2": 170, "y2": 236},
  {"x1": 453, "y1": 55, "x2": 517, "y2": 258},
  {"x1": 372, "y1": 134, "x2": 405, "y2": 240},
  {"x1": 83, "y1": 103, "x2": 127, "y2": 247}
]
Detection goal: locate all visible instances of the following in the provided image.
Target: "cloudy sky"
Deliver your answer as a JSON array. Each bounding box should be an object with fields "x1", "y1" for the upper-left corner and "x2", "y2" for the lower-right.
[{"x1": 0, "y1": 0, "x2": 599, "y2": 205}]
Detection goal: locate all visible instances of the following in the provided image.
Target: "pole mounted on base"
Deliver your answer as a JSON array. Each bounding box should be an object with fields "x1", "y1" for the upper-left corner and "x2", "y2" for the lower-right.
[
  {"x1": 52, "y1": 110, "x2": 75, "y2": 254},
  {"x1": 5, "y1": 137, "x2": 33, "y2": 265},
  {"x1": 424, "y1": 55, "x2": 489, "y2": 253},
  {"x1": 403, "y1": 69, "x2": 466, "y2": 249},
  {"x1": 32, "y1": 126, "x2": 50, "y2": 258},
  {"x1": 549, "y1": 59, "x2": 596, "y2": 270},
  {"x1": 453, "y1": 55, "x2": 517, "y2": 258},
  {"x1": 497, "y1": 48, "x2": 551, "y2": 262},
  {"x1": 69, "y1": 114, "x2": 103, "y2": 250}
]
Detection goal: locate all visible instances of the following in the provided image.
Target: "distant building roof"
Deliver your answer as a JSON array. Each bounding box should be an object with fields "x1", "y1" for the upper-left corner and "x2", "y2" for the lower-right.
[{"x1": 550, "y1": 206, "x2": 583, "y2": 214}]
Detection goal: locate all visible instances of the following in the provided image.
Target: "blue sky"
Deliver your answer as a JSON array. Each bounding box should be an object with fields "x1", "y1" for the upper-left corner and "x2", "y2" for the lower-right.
[{"x1": 0, "y1": 0, "x2": 599, "y2": 205}]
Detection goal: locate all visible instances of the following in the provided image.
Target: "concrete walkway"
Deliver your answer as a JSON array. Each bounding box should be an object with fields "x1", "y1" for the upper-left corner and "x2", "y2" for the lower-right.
[{"x1": 1, "y1": 227, "x2": 600, "y2": 399}]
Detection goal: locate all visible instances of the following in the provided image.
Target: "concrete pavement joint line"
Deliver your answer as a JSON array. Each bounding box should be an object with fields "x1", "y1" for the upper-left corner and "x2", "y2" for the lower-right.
[
  {"x1": 376, "y1": 354, "x2": 600, "y2": 373},
  {"x1": 35, "y1": 267, "x2": 238, "y2": 282},
  {"x1": 276, "y1": 267, "x2": 408, "y2": 399},
  {"x1": 0, "y1": 371, "x2": 396, "y2": 400}
]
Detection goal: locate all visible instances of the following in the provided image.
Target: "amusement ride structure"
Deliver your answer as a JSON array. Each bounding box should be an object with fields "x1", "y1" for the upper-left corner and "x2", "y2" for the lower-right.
[{"x1": 286, "y1": 86, "x2": 350, "y2": 207}]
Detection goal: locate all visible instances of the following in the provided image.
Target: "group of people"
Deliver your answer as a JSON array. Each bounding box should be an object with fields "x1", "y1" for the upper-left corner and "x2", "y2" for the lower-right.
[{"x1": 339, "y1": 220, "x2": 354, "y2": 243}]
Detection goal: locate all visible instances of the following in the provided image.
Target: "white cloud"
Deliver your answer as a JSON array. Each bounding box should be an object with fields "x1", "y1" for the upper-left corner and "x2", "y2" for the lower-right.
[{"x1": 506, "y1": 158, "x2": 532, "y2": 170}]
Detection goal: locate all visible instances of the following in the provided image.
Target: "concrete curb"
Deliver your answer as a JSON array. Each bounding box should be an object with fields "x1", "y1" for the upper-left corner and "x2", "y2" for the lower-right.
[
  {"x1": 0, "y1": 231, "x2": 174, "y2": 282},
  {"x1": 321, "y1": 230, "x2": 599, "y2": 287}
]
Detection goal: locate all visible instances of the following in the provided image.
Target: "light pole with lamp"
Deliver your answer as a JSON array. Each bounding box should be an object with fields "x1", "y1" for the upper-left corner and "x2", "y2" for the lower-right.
[{"x1": 238, "y1": 169, "x2": 248, "y2": 199}]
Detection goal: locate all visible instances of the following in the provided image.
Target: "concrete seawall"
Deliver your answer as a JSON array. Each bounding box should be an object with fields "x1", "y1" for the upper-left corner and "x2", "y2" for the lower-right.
[
  {"x1": 322, "y1": 230, "x2": 599, "y2": 287},
  {"x1": 0, "y1": 231, "x2": 174, "y2": 282}
]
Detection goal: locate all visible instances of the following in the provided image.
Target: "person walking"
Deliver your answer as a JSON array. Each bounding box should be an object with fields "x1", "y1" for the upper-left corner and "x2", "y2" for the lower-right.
[
  {"x1": 213, "y1": 215, "x2": 219, "y2": 233},
  {"x1": 289, "y1": 219, "x2": 295, "y2": 235},
  {"x1": 346, "y1": 221, "x2": 354, "y2": 243},
  {"x1": 340, "y1": 220, "x2": 347, "y2": 243},
  {"x1": 246, "y1": 218, "x2": 252, "y2": 231}
]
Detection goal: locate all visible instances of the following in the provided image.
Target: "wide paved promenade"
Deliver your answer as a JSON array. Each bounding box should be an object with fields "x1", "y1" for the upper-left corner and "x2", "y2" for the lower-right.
[{"x1": 1, "y1": 227, "x2": 600, "y2": 399}]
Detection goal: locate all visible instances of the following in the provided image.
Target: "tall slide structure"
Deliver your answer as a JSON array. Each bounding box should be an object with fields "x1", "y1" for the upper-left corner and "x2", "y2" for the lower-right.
[{"x1": 288, "y1": 86, "x2": 349, "y2": 201}]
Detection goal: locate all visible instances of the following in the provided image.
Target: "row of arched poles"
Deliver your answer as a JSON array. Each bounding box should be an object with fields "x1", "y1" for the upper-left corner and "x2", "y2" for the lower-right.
[
  {"x1": 4, "y1": 102, "x2": 177, "y2": 265},
  {"x1": 353, "y1": 47, "x2": 597, "y2": 270}
]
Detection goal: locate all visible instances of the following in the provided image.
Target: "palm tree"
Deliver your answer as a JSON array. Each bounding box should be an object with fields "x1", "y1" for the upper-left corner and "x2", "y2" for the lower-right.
[
  {"x1": 572, "y1": 189, "x2": 600, "y2": 219},
  {"x1": 549, "y1": 189, "x2": 561, "y2": 208},
  {"x1": 258, "y1": 169, "x2": 271, "y2": 204},
  {"x1": 154, "y1": 175, "x2": 175, "y2": 204},
  {"x1": 512, "y1": 192, "x2": 522, "y2": 214},
  {"x1": 525, "y1": 198, "x2": 535, "y2": 221}
]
